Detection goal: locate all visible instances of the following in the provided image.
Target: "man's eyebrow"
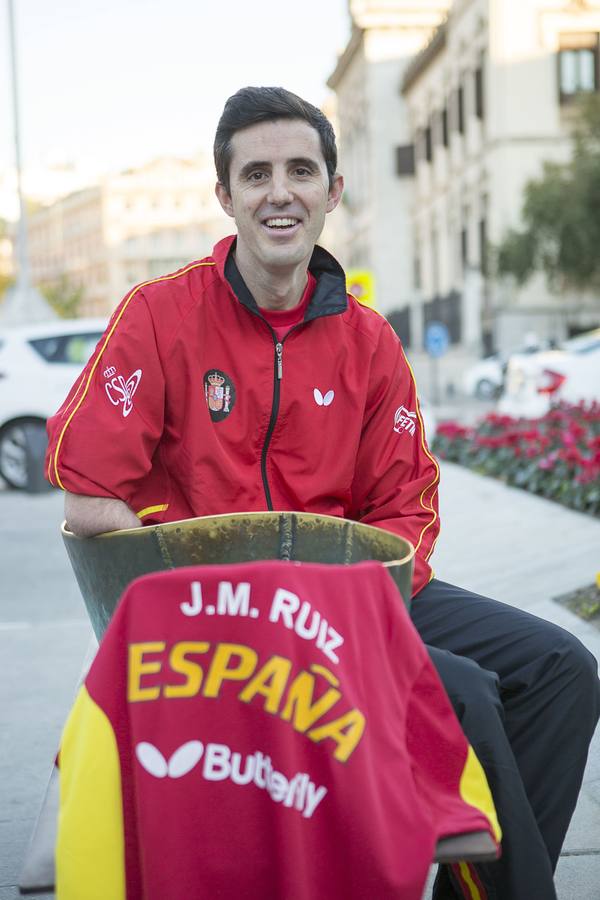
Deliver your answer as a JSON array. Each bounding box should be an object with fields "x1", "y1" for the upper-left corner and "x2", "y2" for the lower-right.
[
  {"x1": 238, "y1": 160, "x2": 271, "y2": 179},
  {"x1": 288, "y1": 157, "x2": 319, "y2": 170},
  {"x1": 237, "y1": 157, "x2": 320, "y2": 180}
]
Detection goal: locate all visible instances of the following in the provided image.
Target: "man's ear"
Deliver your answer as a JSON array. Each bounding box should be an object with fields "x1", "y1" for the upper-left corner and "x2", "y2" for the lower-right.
[
  {"x1": 326, "y1": 174, "x2": 344, "y2": 214},
  {"x1": 215, "y1": 182, "x2": 235, "y2": 218}
]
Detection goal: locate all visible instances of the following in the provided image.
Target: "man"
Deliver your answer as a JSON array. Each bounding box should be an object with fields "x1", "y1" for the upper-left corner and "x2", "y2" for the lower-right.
[{"x1": 46, "y1": 86, "x2": 599, "y2": 899}]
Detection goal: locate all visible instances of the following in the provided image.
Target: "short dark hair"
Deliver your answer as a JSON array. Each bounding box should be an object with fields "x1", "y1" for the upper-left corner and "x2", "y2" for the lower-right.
[{"x1": 214, "y1": 86, "x2": 338, "y2": 193}]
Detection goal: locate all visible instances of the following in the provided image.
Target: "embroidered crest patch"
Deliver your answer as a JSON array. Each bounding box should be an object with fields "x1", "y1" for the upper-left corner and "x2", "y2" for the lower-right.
[{"x1": 204, "y1": 369, "x2": 236, "y2": 422}]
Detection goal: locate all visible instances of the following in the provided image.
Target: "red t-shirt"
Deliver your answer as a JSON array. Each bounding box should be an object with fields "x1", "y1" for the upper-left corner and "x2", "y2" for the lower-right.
[
  {"x1": 260, "y1": 273, "x2": 316, "y2": 341},
  {"x1": 56, "y1": 560, "x2": 500, "y2": 900}
]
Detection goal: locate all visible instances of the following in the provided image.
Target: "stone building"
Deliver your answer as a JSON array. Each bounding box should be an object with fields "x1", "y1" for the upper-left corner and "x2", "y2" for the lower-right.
[
  {"x1": 328, "y1": 1, "x2": 452, "y2": 334},
  {"x1": 329, "y1": 0, "x2": 600, "y2": 388},
  {"x1": 27, "y1": 157, "x2": 229, "y2": 316}
]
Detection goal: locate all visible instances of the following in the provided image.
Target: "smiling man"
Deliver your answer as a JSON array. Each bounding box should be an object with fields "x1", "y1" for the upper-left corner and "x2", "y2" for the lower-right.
[
  {"x1": 215, "y1": 117, "x2": 343, "y2": 308},
  {"x1": 45, "y1": 87, "x2": 599, "y2": 900}
]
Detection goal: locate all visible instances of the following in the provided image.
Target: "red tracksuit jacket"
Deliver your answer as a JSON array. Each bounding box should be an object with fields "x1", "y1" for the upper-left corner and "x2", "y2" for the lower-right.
[{"x1": 45, "y1": 236, "x2": 440, "y2": 595}]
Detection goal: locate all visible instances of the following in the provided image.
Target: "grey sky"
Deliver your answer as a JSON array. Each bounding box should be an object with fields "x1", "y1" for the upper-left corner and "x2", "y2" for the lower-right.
[{"x1": 1, "y1": 0, "x2": 351, "y2": 175}]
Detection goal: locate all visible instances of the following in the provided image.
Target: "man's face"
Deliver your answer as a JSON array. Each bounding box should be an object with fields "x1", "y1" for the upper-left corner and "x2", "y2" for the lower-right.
[{"x1": 215, "y1": 119, "x2": 343, "y2": 274}]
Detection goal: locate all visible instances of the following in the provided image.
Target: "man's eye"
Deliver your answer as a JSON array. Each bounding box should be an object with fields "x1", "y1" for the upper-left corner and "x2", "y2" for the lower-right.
[
  {"x1": 249, "y1": 171, "x2": 266, "y2": 182},
  {"x1": 295, "y1": 167, "x2": 311, "y2": 177}
]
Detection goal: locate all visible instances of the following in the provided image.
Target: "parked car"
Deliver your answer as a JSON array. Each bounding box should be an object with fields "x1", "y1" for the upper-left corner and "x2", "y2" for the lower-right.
[
  {"x1": 462, "y1": 336, "x2": 560, "y2": 401},
  {"x1": 498, "y1": 327, "x2": 600, "y2": 419},
  {"x1": 0, "y1": 318, "x2": 107, "y2": 491},
  {"x1": 461, "y1": 354, "x2": 505, "y2": 400}
]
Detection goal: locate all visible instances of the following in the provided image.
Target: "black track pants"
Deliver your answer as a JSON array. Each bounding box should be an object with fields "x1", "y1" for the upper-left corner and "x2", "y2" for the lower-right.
[{"x1": 411, "y1": 579, "x2": 600, "y2": 900}]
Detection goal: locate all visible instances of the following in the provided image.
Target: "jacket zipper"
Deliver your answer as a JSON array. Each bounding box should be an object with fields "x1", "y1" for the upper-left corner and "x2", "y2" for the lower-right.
[{"x1": 261, "y1": 337, "x2": 284, "y2": 509}]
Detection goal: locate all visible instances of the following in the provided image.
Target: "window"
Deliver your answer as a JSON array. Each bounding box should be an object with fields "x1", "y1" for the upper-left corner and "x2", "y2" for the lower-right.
[
  {"x1": 457, "y1": 84, "x2": 465, "y2": 134},
  {"x1": 395, "y1": 144, "x2": 415, "y2": 176},
  {"x1": 558, "y1": 34, "x2": 599, "y2": 101},
  {"x1": 29, "y1": 332, "x2": 103, "y2": 364},
  {"x1": 475, "y1": 63, "x2": 484, "y2": 119},
  {"x1": 479, "y1": 215, "x2": 488, "y2": 276},
  {"x1": 425, "y1": 124, "x2": 433, "y2": 162},
  {"x1": 442, "y1": 106, "x2": 449, "y2": 147},
  {"x1": 422, "y1": 291, "x2": 462, "y2": 345},
  {"x1": 461, "y1": 225, "x2": 468, "y2": 271},
  {"x1": 387, "y1": 307, "x2": 412, "y2": 348},
  {"x1": 413, "y1": 256, "x2": 421, "y2": 290}
]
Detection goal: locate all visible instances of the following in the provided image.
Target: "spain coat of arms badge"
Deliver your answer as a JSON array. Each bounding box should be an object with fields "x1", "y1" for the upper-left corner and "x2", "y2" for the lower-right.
[{"x1": 203, "y1": 369, "x2": 236, "y2": 422}]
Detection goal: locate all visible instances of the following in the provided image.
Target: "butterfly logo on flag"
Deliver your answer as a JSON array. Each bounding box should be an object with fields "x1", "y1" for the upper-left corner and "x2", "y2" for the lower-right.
[
  {"x1": 135, "y1": 741, "x2": 204, "y2": 778},
  {"x1": 313, "y1": 388, "x2": 335, "y2": 407}
]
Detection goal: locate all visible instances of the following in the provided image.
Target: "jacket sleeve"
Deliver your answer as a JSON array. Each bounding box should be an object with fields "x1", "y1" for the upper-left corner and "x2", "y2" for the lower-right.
[
  {"x1": 45, "y1": 288, "x2": 165, "y2": 507},
  {"x1": 350, "y1": 320, "x2": 440, "y2": 596}
]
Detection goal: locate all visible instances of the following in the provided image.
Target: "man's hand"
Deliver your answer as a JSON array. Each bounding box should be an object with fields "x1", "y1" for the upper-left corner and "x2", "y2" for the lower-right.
[{"x1": 64, "y1": 492, "x2": 142, "y2": 537}]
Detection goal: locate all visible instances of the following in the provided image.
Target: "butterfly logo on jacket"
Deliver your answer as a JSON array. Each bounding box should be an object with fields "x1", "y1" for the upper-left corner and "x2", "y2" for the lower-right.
[
  {"x1": 105, "y1": 368, "x2": 143, "y2": 418},
  {"x1": 314, "y1": 388, "x2": 335, "y2": 407}
]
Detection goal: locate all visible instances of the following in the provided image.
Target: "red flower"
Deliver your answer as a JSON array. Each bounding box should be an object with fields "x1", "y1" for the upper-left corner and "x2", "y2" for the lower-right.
[{"x1": 538, "y1": 457, "x2": 556, "y2": 470}]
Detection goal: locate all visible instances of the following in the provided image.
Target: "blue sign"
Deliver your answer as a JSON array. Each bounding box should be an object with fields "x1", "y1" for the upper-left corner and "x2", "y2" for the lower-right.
[{"x1": 425, "y1": 322, "x2": 450, "y2": 358}]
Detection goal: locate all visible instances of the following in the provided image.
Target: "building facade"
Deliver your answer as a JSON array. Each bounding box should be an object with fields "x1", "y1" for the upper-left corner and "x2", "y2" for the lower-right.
[
  {"x1": 404, "y1": 0, "x2": 600, "y2": 359},
  {"x1": 328, "y1": 1, "x2": 452, "y2": 332},
  {"x1": 330, "y1": 0, "x2": 600, "y2": 389},
  {"x1": 27, "y1": 157, "x2": 229, "y2": 315}
]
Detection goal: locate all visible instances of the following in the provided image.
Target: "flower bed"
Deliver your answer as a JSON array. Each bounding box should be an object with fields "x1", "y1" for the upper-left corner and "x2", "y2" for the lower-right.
[{"x1": 432, "y1": 402, "x2": 600, "y2": 517}]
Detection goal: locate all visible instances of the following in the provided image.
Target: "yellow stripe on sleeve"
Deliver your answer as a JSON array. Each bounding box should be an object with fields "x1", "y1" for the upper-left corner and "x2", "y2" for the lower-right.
[
  {"x1": 53, "y1": 261, "x2": 215, "y2": 490},
  {"x1": 457, "y1": 862, "x2": 484, "y2": 900},
  {"x1": 56, "y1": 686, "x2": 126, "y2": 900},
  {"x1": 136, "y1": 503, "x2": 169, "y2": 519},
  {"x1": 399, "y1": 344, "x2": 441, "y2": 562}
]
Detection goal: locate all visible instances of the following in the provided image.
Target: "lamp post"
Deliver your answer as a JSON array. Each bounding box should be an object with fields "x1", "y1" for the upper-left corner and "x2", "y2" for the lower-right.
[
  {"x1": 8, "y1": 0, "x2": 31, "y2": 294},
  {"x1": 1, "y1": 0, "x2": 56, "y2": 324}
]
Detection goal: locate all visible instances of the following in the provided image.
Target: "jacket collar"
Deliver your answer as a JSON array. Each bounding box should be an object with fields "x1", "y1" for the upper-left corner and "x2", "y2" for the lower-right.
[{"x1": 212, "y1": 235, "x2": 348, "y2": 321}]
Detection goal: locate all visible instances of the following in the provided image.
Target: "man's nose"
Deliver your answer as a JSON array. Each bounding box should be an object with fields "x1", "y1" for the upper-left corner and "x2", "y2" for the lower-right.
[{"x1": 267, "y1": 174, "x2": 293, "y2": 206}]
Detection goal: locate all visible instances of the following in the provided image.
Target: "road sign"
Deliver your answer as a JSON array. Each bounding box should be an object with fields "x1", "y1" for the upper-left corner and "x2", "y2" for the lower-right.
[
  {"x1": 346, "y1": 270, "x2": 376, "y2": 310},
  {"x1": 425, "y1": 321, "x2": 450, "y2": 358}
]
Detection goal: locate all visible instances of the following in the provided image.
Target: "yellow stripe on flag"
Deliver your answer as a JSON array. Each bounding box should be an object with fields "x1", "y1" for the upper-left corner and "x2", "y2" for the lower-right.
[
  {"x1": 459, "y1": 746, "x2": 502, "y2": 842},
  {"x1": 56, "y1": 686, "x2": 126, "y2": 900}
]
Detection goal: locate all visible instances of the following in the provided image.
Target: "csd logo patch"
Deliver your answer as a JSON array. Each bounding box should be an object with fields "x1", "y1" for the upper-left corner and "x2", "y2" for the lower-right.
[{"x1": 204, "y1": 369, "x2": 236, "y2": 422}]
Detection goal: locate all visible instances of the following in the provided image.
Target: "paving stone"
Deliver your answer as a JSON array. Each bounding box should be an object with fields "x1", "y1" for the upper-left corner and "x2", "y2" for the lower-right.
[
  {"x1": 0, "y1": 820, "x2": 35, "y2": 885},
  {"x1": 563, "y1": 787, "x2": 600, "y2": 852},
  {"x1": 3, "y1": 462, "x2": 600, "y2": 897},
  {"x1": 555, "y1": 853, "x2": 600, "y2": 899}
]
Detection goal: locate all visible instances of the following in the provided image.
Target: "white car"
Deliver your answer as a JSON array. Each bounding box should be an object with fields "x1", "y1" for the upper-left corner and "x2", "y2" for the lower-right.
[
  {"x1": 462, "y1": 354, "x2": 504, "y2": 400},
  {"x1": 498, "y1": 328, "x2": 600, "y2": 419},
  {"x1": 0, "y1": 318, "x2": 107, "y2": 490}
]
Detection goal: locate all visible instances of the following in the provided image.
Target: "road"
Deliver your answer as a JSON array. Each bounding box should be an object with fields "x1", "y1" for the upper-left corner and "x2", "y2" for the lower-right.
[{"x1": 0, "y1": 488, "x2": 92, "y2": 900}]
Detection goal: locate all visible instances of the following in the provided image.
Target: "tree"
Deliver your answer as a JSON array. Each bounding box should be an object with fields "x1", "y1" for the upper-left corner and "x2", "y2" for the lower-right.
[
  {"x1": 496, "y1": 94, "x2": 600, "y2": 292},
  {"x1": 40, "y1": 274, "x2": 85, "y2": 319}
]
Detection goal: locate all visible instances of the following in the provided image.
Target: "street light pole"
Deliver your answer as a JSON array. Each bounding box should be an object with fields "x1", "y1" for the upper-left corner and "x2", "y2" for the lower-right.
[
  {"x1": 7, "y1": 0, "x2": 31, "y2": 293},
  {"x1": 2, "y1": 0, "x2": 55, "y2": 324}
]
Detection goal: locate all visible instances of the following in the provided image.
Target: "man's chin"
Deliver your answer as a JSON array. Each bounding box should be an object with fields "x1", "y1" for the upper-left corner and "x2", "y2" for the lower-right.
[{"x1": 260, "y1": 243, "x2": 310, "y2": 271}]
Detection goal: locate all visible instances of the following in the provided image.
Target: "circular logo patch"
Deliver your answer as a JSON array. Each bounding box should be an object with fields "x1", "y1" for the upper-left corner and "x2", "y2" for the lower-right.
[{"x1": 203, "y1": 369, "x2": 236, "y2": 422}]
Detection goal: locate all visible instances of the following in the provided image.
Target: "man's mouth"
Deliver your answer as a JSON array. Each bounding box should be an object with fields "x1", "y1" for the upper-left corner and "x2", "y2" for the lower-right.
[{"x1": 263, "y1": 217, "x2": 300, "y2": 230}]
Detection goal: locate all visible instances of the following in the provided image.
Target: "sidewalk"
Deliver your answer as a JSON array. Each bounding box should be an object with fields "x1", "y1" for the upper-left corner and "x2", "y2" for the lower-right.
[
  {"x1": 427, "y1": 460, "x2": 600, "y2": 899},
  {"x1": 2, "y1": 462, "x2": 599, "y2": 899}
]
